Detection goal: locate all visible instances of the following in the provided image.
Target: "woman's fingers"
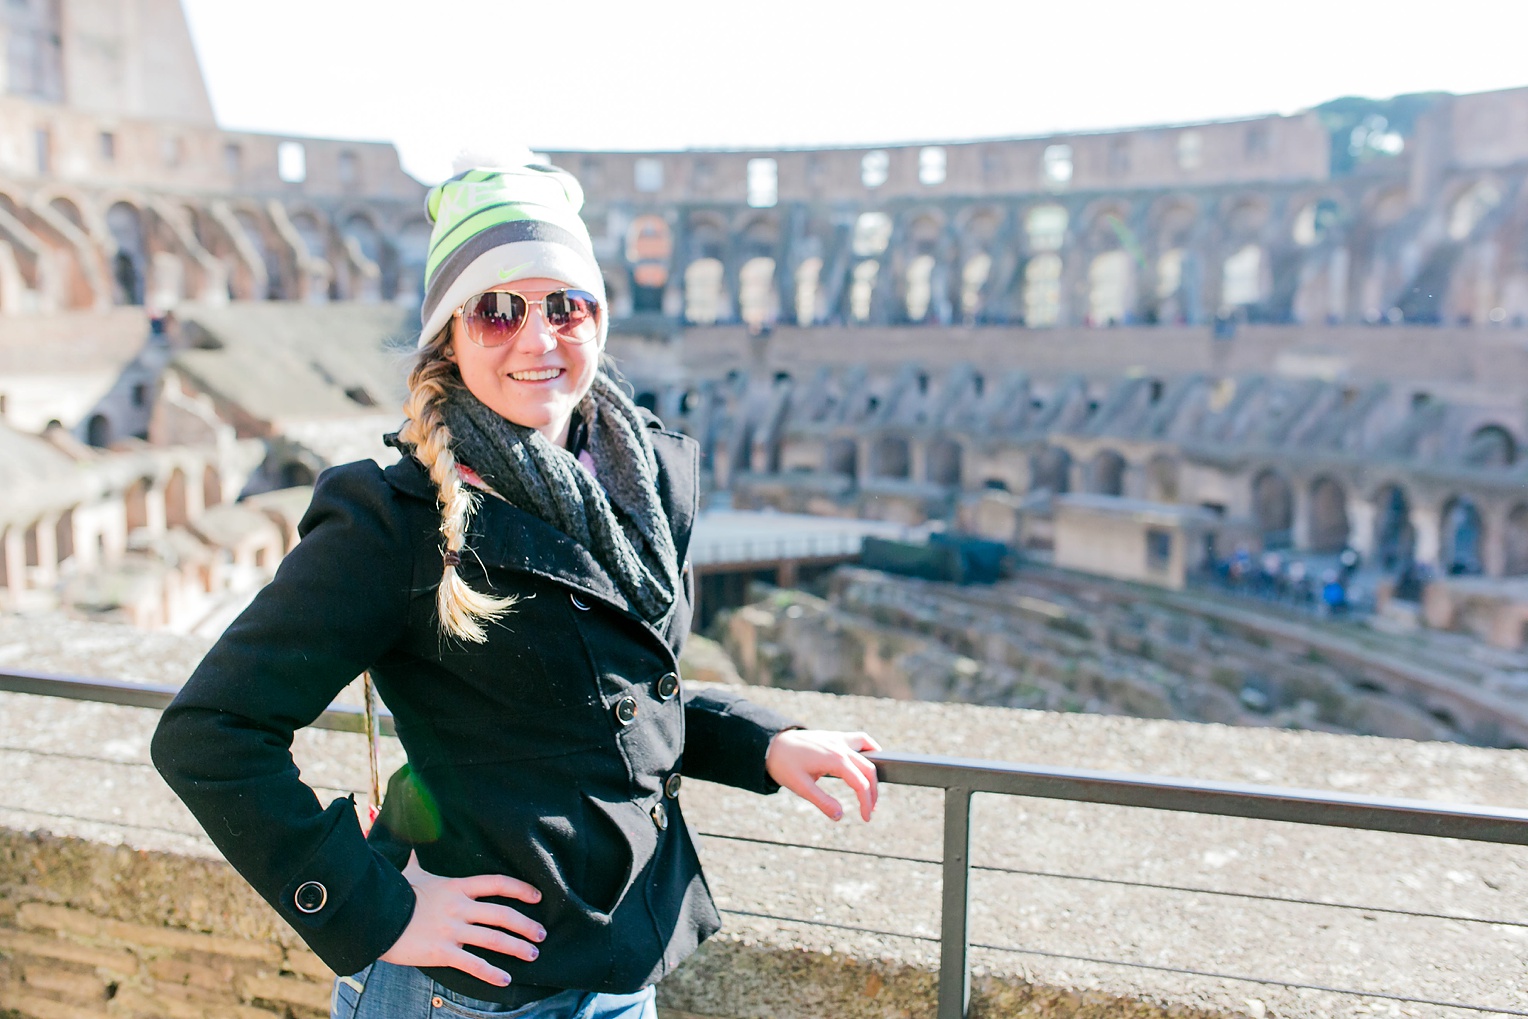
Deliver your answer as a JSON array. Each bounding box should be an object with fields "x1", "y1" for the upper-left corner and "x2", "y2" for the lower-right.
[
  {"x1": 442, "y1": 946, "x2": 512, "y2": 987},
  {"x1": 458, "y1": 873, "x2": 541, "y2": 904},
  {"x1": 785, "y1": 771, "x2": 847, "y2": 820},
  {"x1": 457, "y1": 920, "x2": 541, "y2": 962},
  {"x1": 830, "y1": 749, "x2": 877, "y2": 821},
  {"x1": 466, "y1": 901, "x2": 547, "y2": 944}
]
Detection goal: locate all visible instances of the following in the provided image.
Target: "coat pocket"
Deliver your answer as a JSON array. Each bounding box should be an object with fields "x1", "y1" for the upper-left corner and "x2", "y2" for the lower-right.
[{"x1": 573, "y1": 792, "x2": 656, "y2": 917}]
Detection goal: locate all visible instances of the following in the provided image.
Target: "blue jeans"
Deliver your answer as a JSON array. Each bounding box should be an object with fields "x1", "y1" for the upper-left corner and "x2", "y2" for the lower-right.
[{"x1": 330, "y1": 961, "x2": 658, "y2": 1019}]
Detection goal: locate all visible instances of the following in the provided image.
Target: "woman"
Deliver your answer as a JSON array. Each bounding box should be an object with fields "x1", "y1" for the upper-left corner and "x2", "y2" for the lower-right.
[{"x1": 151, "y1": 158, "x2": 881, "y2": 1018}]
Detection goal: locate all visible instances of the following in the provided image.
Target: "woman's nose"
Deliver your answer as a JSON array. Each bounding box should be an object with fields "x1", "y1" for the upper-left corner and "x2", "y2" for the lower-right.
[{"x1": 512, "y1": 306, "x2": 559, "y2": 353}]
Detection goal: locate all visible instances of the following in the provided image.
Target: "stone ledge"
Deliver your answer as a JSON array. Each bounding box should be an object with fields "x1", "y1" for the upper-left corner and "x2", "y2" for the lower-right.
[{"x1": 6, "y1": 614, "x2": 1528, "y2": 1017}]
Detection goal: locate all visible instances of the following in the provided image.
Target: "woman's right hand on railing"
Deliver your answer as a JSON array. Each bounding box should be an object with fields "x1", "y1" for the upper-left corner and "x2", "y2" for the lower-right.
[{"x1": 379, "y1": 852, "x2": 545, "y2": 986}]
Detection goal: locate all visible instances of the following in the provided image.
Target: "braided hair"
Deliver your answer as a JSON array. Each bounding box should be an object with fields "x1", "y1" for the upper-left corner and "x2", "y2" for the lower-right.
[{"x1": 398, "y1": 326, "x2": 517, "y2": 642}]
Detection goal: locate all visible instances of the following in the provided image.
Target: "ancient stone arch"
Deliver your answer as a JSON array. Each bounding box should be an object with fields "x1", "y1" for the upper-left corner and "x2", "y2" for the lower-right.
[
  {"x1": 825, "y1": 437, "x2": 858, "y2": 480},
  {"x1": 104, "y1": 200, "x2": 149, "y2": 306},
  {"x1": 1370, "y1": 482, "x2": 1416, "y2": 569},
  {"x1": 926, "y1": 437, "x2": 962, "y2": 487},
  {"x1": 1029, "y1": 445, "x2": 1072, "y2": 495},
  {"x1": 1252, "y1": 469, "x2": 1294, "y2": 549},
  {"x1": 203, "y1": 465, "x2": 222, "y2": 509},
  {"x1": 1504, "y1": 504, "x2": 1528, "y2": 576},
  {"x1": 164, "y1": 468, "x2": 189, "y2": 528},
  {"x1": 1145, "y1": 454, "x2": 1179, "y2": 502},
  {"x1": 1308, "y1": 475, "x2": 1351, "y2": 553},
  {"x1": 869, "y1": 436, "x2": 911, "y2": 479},
  {"x1": 1086, "y1": 449, "x2": 1127, "y2": 496},
  {"x1": 1464, "y1": 423, "x2": 1517, "y2": 468},
  {"x1": 1441, "y1": 494, "x2": 1486, "y2": 575}
]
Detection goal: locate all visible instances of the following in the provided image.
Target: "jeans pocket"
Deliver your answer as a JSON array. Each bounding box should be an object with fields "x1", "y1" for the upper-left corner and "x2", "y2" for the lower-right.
[{"x1": 329, "y1": 965, "x2": 371, "y2": 1019}]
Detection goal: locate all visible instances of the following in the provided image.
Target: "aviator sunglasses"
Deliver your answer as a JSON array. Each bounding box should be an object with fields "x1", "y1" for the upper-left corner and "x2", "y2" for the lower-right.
[{"x1": 454, "y1": 288, "x2": 602, "y2": 347}]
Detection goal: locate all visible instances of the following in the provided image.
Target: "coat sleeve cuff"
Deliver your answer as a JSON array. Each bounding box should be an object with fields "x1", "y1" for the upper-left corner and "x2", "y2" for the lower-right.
[
  {"x1": 681, "y1": 687, "x2": 801, "y2": 794},
  {"x1": 273, "y1": 797, "x2": 416, "y2": 975}
]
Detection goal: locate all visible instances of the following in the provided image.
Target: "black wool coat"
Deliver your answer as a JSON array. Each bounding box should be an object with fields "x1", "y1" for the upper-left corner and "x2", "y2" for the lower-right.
[{"x1": 150, "y1": 422, "x2": 798, "y2": 1002}]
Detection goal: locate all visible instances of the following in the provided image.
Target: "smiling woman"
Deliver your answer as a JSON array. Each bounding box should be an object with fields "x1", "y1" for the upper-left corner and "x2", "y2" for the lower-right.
[{"x1": 151, "y1": 153, "x2": 883, "y2": 1019}]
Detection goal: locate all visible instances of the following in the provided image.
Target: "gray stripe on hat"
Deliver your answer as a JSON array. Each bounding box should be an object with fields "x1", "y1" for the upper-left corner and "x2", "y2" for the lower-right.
[
  {"x1": 427, "y1": 203, "x2": 594, "y2": 265},
  {"x1": 421, "y1": 220, "x2": 595, "y2": 329}
]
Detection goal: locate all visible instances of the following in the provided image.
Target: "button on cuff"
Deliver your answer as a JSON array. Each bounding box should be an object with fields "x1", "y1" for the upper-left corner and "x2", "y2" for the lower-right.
[
  {"x1": 614, "y1": 696, "x2": 638, "y2": 726},
  {"x1": 664, "y1": 773, "x2": 682, "y2": 799},
  {"x1": 294, "y1": 880, "x2": 328, "y2": 914}
]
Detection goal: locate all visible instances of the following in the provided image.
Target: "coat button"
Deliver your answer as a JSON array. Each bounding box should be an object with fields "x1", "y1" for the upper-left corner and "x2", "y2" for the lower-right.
[
  {"x1": 664, "y1": 773, "x2": 682, "y2": 799},
  {"x1": 570, "y1": 593, "x2": 591, "y2": 611},
  {"x1": 293, "y1": 881, "x2": 327, "y2": 914},
  {"x1": 614, "y1": 696, "x2": 638, "y2": 725},
  {"x1": 650, "y1": 802, "x2": 669, "y2": 830},
  {"x1": 656, "y1": 672, "x2": 680, "y2": 701}
]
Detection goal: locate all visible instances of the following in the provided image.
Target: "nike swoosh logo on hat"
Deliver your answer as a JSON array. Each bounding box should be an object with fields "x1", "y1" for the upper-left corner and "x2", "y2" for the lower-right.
[{"x1": 499, "y1": 262, "x2": 532, "y2": 281}]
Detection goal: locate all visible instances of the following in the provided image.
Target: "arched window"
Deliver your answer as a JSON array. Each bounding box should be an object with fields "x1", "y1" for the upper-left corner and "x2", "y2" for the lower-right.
[
  {"x1": 737, "y1": 257, "x2": 778, "y2": 330},
  {"x1": 1372, "y1": 484, "x2": 1415, "y2": 570},
  {"x1": 1441, "y1": 496, "x2": 1485, "y2": 575},
  {"x1": 869, "y1": 437, "x2": 910, "y2": 479},
  {"x1": 825, "y1": 438, "x2": 857, "y2": 479},
  {"x1": 904, "y1": 254, "x2": 935, "y2": 322},
  {"x1": 1222, "y1": 245, "x2": 1264, "y2": 309},
  {"x1": 1086, "y1": 450, "x2": 1126, "y2": 496},
  {"x1": 1024, "y1": 205, "x2": 1067, "y2": 252},
  {"x1": 1252, "y1": 470, "x2": 1293, "y2": 549},
  {"x1": 683, "y1": 258, "x2": 725, "y2": 325},
  {"x1": 1088, "y1": 250, "x2": 1132, "y2": 326},
  {"x1": 1505, "y1": 505, "x2": 1528, "y2": 576},
  {"x1": 1309, "y1": 476, "x2": 1350, "y2": 553},
  {"x1": 849, "y1": 260, "x2": 879, "y2": 323},
  {"x1": 1029, "y1": 446, "x2": 1072, "y2": 494},
  {"x1": 1023, "y1": 254, "x2": 1062, "y2": 327},
  {"x1": 959, "y1": 253, "x2": 991, "y2": 322},
  {"x1": 794, "y1": 257, "x2": 822, "y2": 325},
  {"x1": 927, "y1": 438, "x2": 961, "y2": 486}
]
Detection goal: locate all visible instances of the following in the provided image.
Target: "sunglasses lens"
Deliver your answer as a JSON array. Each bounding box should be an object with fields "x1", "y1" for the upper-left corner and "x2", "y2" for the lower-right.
[
  {"x1": 545, "y1": 289, "x2": 600, "y2": 341},
  {"x1": 461, "y1": 291, "x2": 526, "y2": 346}
]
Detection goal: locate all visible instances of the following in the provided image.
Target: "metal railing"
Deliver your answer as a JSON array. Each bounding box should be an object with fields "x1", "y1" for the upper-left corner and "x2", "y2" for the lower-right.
[{"x1": 6, "y1": 669, "x2": 1528, "y2": 1017}]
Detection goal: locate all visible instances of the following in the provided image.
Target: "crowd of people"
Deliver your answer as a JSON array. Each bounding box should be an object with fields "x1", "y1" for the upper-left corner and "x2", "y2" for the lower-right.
[{"x1": 1203, "y1": 545, "x2": 1380, "y2": 616}]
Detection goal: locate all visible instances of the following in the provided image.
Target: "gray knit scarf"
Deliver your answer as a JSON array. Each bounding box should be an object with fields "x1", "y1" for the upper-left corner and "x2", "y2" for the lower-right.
[{"x1": 440, "y1": 373, "x2": 679, "y2": 623}]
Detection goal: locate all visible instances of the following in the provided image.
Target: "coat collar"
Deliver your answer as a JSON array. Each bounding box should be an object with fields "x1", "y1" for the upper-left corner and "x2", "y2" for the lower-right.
[{"x1": 382, "y1": 426, "x2": 698, "y2": 616}]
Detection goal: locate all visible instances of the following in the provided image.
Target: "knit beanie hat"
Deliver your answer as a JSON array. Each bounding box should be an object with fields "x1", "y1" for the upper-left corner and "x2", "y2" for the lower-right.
[{"x1": 418, "y1": 156, "x2": 606, "y2": 348}]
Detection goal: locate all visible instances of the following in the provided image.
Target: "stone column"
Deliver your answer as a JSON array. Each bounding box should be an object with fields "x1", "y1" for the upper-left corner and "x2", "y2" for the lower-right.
[
  {"x1": 1482, "y1": 503, "x2": 1508, "y2": 578},
  {"x1": 909, "y1": 441, "x2": 928, "y2": 485},
  {"x1": 30, "y1": 514, "x2": 58, "y2": 586},
  {"x1": 143, "y1": 483, "x2": 167, "y2": 537},
  {"x1": 1291, "y1": 483, "x2": 1312, "y2": 550},
  {"x1": 1347, "y1": 497, "x2": 1376, "y2": 559},
  {"x1": 1413, "y1": 504, "x2": 1442, "y2": 568},
  {"x1": 0, "y1": 527, "x2": 23, "y2": 592}
]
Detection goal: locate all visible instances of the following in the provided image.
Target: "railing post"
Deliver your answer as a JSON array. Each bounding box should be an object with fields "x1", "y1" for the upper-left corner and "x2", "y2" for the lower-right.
[{"x1": 938, "y1": 786, "x2": 973, "y2": 1019}]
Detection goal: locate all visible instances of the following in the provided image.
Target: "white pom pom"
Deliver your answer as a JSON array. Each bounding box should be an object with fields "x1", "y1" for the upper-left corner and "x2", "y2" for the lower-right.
[{"x1": 451, "y1": 143, "x2": 544, "y2": 176}]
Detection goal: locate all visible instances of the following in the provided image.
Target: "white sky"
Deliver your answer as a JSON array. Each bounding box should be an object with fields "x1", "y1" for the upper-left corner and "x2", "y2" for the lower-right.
[{"x1": 180, "y1": 0, "x2": 1528, "y2": 184}]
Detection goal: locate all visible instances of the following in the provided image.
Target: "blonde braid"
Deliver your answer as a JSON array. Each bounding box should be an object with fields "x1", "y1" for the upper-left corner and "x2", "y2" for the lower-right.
[{"x1": 399, "y1": 329, "x2": 517, "y2": 642}]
